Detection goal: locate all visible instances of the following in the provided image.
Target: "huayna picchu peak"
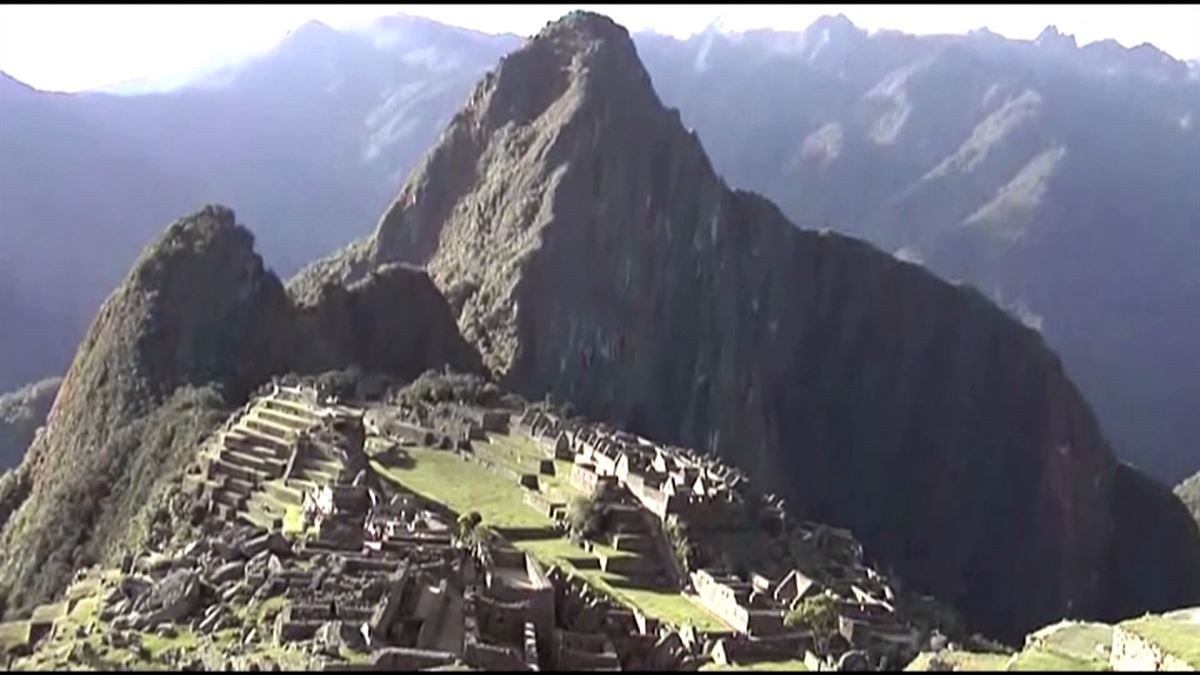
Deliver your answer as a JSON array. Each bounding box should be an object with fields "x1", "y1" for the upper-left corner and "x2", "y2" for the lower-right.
[{"x1": 1, "y1": 9, "x2": 1198, "y2": 673}]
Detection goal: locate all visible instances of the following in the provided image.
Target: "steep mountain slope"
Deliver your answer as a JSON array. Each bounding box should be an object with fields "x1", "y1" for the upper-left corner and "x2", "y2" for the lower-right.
[
  {"x1": 635, "y1": 21, "x2": 1200, "y2": 484},
  {"x1": 0, "y1": 378, "x2": 61, "y2": 471},
  {"x1": 294, "y1": 12, "x2": 1200, "y2": 642},
  {"x1": 0, "y1": 205, "x2": 481, "y2": 618},
  {"x1": 0, "y1": 19, "x2": 518, "y2": 393}
]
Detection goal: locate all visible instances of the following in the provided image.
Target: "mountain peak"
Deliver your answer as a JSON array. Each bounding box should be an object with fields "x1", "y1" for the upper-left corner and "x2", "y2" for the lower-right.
[
  {"x1": 278, "y1": 19, "x2": 336, "y2": 50},
  {"x1": 289, "y1": 19, "x2": 333, "y2": 36},
  {"x1": 537, "y1": 10, "x2": 631, "y2": 42},
  {"x1": 0, "y1": 70, "x2": 35, "y2": 94},
  {"x1": 528, "y1": 10, "x2": 641, "y2": 62},
  {"x1": 809, "y1": 13, "x2": 860, "y2": 34},
  {"x1": 1036, "y1": 24, "x2": 1078, "y2": 50}
]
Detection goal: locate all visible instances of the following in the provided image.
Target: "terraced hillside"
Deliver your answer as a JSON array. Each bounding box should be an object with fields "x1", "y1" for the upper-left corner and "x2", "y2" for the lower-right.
[
  {"x1": 184, "y1": 385, "x2": 366, "y2": 531},
  {"x1": 367, "y1": 417, "x2": 728, "y2": 634},
  {"x1": 905, "y1": 609, "x2": 1200, "y2": 671},
  {"x1": 8, "y1": 369, "x2": 1197, "y2": 672},
  {"x1": 3, "y1": 373, "x2": 950, "y2": 671}
]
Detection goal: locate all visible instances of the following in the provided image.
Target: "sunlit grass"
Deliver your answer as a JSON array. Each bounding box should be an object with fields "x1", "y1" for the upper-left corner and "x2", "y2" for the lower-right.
[
  {"x1": 702, "y1": 658, "x2": 810, "y2": 671},
  {"x1": 904, "y1": 651, "x2": 1014, "y2": 671},
  {"x1": 1120, "y1": 616, "x2": 1200, "y2": 669},
  {"x1": 371, "y1": 443, "x2": 728, "y2": 632},
  {"x1": 1009, "y1": 648, "x2": 1106, "y2": 671}
]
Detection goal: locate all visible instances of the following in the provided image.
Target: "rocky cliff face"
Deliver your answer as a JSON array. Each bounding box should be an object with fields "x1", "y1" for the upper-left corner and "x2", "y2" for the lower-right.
[
  {"x1": 295, "y1": 12, "x2": 1200, "y2": 641},
  {"x1": 1176, "y1": 472, "x2": 1200, "y2": 528},
  {"x1": 0, "y1": 206, "x2": 481, "y2": 618},
  {"x1": 0, "y1": 377, "x2": 62, "y2": 471}
]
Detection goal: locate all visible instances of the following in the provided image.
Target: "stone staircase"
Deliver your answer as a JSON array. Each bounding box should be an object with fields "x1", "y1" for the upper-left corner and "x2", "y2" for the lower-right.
[
  {"x1": 188, "y1": 385, "x2": 363, "y2": 531},
  {"x1": 601, "y1": 502, "x2": 673, "y2": 584}
]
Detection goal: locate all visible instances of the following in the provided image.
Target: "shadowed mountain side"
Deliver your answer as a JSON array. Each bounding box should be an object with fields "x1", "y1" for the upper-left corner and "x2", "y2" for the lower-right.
[
  {"x1": 0, "y1": 206, "x2": 482, "y2": 619},
  {"x1": 293, "y1": 11, "x2": 1200, "y2": 642},
  {"x1": 1108, "y1": 465, "x2": 1200, "y2": 622},
  {"x1": 635, "y1": 24, "x2": 1200, "y2": 485}
]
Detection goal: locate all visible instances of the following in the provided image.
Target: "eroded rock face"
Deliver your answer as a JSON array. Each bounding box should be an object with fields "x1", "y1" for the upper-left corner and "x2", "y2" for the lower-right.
[
  {"x1": 1175, "y1": 472, "x2": 1200, "y2": 528},
  {"x1": 294, "y1": 11, "x2": 1200, "y2": 640},
  {"x1": 0, "y1": 206, "x2": 482, "y2": 618}
]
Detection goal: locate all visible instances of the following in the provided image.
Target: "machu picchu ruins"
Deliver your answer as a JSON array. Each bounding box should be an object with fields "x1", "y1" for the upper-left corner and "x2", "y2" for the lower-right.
[
  {"x1": 0, "y1": 374, "x2": 964, "y2": 671},
  {"x1": 7, "y1": 370, "x2": 1194, "y2": 671}
]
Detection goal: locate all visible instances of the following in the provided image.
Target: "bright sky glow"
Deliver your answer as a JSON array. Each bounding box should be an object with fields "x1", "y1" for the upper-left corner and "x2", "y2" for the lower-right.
[{"x1": 1, "y1": 4, "x2": 1197, "y2": 92}]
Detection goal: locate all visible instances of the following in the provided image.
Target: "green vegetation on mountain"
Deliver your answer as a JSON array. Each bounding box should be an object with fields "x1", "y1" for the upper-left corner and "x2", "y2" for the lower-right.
[{"x1": 0, "y1": 206, "x2": 481, "y2": 619}]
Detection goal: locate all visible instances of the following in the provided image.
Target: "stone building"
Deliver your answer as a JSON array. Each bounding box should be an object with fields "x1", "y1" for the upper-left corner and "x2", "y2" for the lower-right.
[{"x1": 689, "y1": 569, "x2": 786, "y2": 637}]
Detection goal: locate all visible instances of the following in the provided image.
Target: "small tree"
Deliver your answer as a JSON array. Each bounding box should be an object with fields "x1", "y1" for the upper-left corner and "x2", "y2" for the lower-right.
[
  {"x1": 785, "y1": 594, "x2": 840, "y2": 653},
  {"x1": 905, "y1": 595, "x2": 965, "y2": 642},
  {"x1": 454, "y1": 511, "x2": 484, "y2": 546},
  {"x1": 664, "y1": 516, "x2": 694, "y2": 574},
  {"x1": 567, "y1": 493, "x2": 603, "y2": 541}
]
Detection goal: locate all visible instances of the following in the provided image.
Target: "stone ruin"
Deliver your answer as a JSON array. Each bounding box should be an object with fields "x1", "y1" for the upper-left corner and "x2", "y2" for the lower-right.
[
  {"x1": 7, "y1": 387, "x2": 942, "y2": 672},
  {"x1": 520, "y1": 406, "x2": 923, "y2": 670},
  {"x1": 182, "y1": 383, "x2": 369, "y2": 532}
]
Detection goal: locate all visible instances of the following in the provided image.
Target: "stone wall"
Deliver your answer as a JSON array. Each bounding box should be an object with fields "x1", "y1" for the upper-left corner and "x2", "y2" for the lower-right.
[
  {"x1": 523, "y1": 490, "x2": 563, "y2": 520},
  {"x1": 1110, "y1": 625, "x2": 1193, "y2": 671},
  {"x1": 464, "y1": 638, "x2": 528, "y2": 671},
  {"x1": 690, "y1": 569, "x2": 786, "y2": 637},
  {"x1": 691, "y1": 570, "x2": 752, "y2": 634},
  {"x1": 369, "y1": 647, "x2": 458, "y2": 670},
  {"x1": 570, "y1": 462, "x2": 601, "y2": 494}
]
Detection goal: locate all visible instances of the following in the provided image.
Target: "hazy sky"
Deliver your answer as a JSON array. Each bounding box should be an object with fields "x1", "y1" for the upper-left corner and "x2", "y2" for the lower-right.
[{"x1": 1, "y1": 4, "x2": 1197, "y2": 92}]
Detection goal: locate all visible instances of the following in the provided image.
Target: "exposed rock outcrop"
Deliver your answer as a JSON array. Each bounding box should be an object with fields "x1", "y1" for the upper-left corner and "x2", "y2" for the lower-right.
[
  {"x1": 294, "y1": 11, "x2": 1200, "y2": 641},
  {"x1": 0, "y1": 206, "x2": 481, "y2": 619},
  {"x1": 1173, "y1": 471, "x2": 1200, "y2": 530}
]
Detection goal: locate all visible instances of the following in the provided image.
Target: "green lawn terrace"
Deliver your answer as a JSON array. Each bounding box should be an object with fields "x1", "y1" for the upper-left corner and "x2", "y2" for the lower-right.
[
  {"x1": 367, "y1": 397, "x2": 925, "y2": 672},
  {"x1": 904, "y1": 650, "x2": 1014, "y2": 671},
  {"x1": 904, "y1": 609, "x2": 1200, "y2": 672},
  {"x1": 1017, "y1": 620, "x2": 1114, "y2": 670},
  {"x1": 1113, "y1": 610, "x2": 1200, "y2": 671},
  {"x1": 367, "y1": 429, "x2": 733, "y2": 635}
]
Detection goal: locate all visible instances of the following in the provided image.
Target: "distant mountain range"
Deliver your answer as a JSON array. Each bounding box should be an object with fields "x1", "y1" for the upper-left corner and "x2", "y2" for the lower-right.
[{"x1": 0, "y1": 14, "x2": 1196, "y2": 487}]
